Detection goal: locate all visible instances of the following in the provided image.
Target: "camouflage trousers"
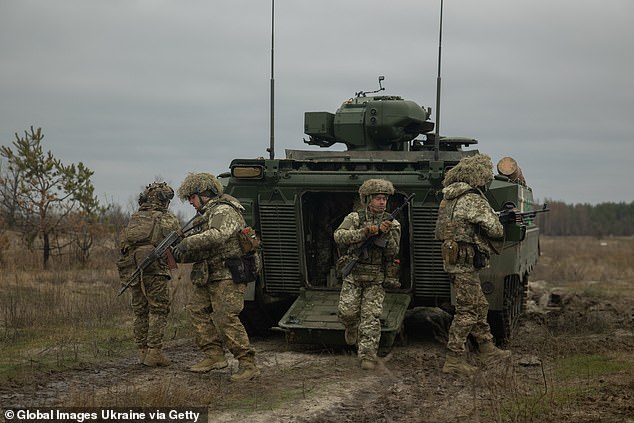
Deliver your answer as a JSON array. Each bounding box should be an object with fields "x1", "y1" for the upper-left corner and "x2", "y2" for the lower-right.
[
  {"x1": 130, "y1": 274, "x2": 171, "y2": 349},
  {"x1": 187, "y1": 278, "x2": 254, "y2": 360},
  {"x1": 446, "y1": 271, "x2": 494, "y2": 354},
  {"x1": 337, "y1": 272, "x2": 385, "y2": 361}
]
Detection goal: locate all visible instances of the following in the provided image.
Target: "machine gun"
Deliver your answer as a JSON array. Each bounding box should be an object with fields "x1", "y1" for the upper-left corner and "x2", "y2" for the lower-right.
[
  {"x1": 117, "y1": 212, "x2": 202, "y2": 296},
  {"x1": 497, "y1": 202, "x2": 550, "y2": 225},
  {"x1": 341, "y1": 193, "x2": 415, "y2": 278}
]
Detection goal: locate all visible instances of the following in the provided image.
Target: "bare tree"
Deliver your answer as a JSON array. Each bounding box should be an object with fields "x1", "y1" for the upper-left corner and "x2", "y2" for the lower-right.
[{"x1": 0, "y1": 126, "x2": 100, "y2": 267}]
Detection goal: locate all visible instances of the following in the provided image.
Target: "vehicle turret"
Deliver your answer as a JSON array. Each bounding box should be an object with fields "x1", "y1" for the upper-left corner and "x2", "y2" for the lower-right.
[{"x1": 304, "y1": 95, "x2": 434, "y2": 151}]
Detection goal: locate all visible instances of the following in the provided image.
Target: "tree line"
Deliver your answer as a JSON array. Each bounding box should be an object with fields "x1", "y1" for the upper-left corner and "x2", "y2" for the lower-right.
[{"x1": 536, "y1": 200, "x2": 634, "y2": 237}]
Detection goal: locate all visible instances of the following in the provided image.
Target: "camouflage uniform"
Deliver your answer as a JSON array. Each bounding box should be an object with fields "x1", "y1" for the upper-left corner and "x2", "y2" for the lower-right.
[
  {"x1": 175, "y1": 172, "x2": 258, "y2": 380},
  {"x1": 118, "y1": 182, "x2": 180, "y2": 364},
  {"x1": 435, "y1": 154, "x2": 510, "y2": 375},
  {"x1": 334, "y1": 179, "x2": 401, "y2": 367}
]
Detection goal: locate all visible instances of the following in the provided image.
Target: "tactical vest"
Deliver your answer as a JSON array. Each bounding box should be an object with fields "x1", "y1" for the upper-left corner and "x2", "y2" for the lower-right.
[
  {"x1": 125, "y1": 210, "x2": 163, "y2": 247},
  {"x1": 193, "y1": 194, "x2": 246, "y2": 280},
  {"x1": 353, "y1": 208, "x2": 390, "y2": 267},
  {"x1": 435, "y1": 191, "x2": 479, "y2": 244},
  {"x1": 119, "y1": 209, "x2": 169, "y2": 278}
]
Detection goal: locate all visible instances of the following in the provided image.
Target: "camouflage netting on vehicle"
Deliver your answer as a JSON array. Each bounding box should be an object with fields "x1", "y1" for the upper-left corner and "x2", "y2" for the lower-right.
[
  {"x1": 177, "y1": 172, "x2": 224, "y2": 201},
  {"x1": 442, "y1": 154, "x2": 494, "y2": 188}
]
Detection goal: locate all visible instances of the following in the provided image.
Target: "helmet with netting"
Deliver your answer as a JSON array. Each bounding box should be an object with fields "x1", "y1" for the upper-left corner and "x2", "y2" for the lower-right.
[
  {"x1": 358, "y1": 179, "x2": 395, "y2": 204},
  {"x1": 177, "y1": 172, "x2": 224, "y2": 201},
  {"x1": 139, "y1": 181, "x2": 174, "y2": 206},
  {"x1": 442, "y1": 154, "x2": 494, "y2": 188}
]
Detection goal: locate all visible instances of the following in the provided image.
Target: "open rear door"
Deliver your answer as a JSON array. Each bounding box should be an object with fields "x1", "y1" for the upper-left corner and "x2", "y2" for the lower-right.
[{"x1": 278, "y1": 289, "x2": 411, "y2": 347}]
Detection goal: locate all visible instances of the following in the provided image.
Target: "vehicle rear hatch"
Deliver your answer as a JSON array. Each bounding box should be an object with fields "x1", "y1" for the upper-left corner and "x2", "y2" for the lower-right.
[{"x1": 278, "y1": 289, "x2": 411, "y2": 347}]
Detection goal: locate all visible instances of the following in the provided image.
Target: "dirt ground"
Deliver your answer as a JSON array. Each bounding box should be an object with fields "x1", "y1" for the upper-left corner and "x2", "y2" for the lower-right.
[{"x1": 2, "y1": 280, "x2": 633, "y2": 423}]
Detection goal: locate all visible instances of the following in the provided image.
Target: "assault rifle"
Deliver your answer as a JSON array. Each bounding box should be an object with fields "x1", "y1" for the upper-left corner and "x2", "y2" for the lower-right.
[
  {"x1": 497, "y1": 202, "x2": 550, "y2": 225},
  {"x1": 341, "y1": 193, "x2": 415, "y2": 278},
  {"x1": 117, "y1": 212, "x2": 202, "y2": 296}
]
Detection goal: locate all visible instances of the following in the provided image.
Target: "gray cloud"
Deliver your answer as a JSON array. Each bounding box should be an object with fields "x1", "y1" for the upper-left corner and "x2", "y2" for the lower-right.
[{"x1": 1, "y1": 0, "x2": 633, "y2": 217}]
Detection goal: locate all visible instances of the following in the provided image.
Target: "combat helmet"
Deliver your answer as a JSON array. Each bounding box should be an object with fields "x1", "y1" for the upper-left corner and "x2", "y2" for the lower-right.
[
  {"x1": 442, "y1": 154, "x2": 494, "y2": 189},
  {"x1": 177, "y1": 172, "x2": 224, "y2": 201},
  {"x1": 139, "y1": 181, "x2": 174, "y2": 208},
  {"x1": 359, "y1": 179, "x2": 395, "y2": 204}
]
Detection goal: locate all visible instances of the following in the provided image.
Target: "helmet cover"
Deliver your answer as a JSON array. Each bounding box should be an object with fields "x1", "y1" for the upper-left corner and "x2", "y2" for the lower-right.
[{"x1": 177, "y1": 172, "x2": 224, "y2": 201}]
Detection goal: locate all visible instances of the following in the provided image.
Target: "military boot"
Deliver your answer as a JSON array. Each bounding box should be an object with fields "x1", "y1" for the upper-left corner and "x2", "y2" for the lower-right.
[
  {"x1": 479, "y1": 341, "x2": 512, "y2": 363},
  {"x1": 360, "y1": 359, "x2": 376, "y2": 370},
  {"x1": 230, "y1": 357, "x2": 260, "y2": 382},
  {"x1": 143, "y1": 348, "x2": 171, "y2": 367},
  {"x1": 189, "y1": 351, "x2": 228, "y2": 373},
  {"x1": 344, "y1": 325, "x2": 358, "y2": 346},
  {"x1": 442, "y1": 352, "x2": 478, "y2": 376}
]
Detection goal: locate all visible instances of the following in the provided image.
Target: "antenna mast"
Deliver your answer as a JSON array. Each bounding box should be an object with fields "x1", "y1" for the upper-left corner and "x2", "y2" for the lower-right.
[
  {"x1": 434, "y1": 0, "x2": 443, "y2": 161},
  {"x1": 268, "y1": 0, "x2": 275, "y2": 159}
]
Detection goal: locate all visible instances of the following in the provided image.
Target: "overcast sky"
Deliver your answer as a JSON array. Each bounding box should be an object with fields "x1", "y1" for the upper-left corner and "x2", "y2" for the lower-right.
[{"x1": 1, "y1": 0, "x2": 633, "y2": 216}]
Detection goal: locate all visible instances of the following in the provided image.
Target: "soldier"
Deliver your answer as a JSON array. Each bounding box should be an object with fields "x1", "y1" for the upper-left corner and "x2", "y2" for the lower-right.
[
  {"x1": 334, "y1": 179, "x2": 401, "y2": 370},
  {"x1": 435, "y1": 154, "x2": 511, "y2": 376},
  {"x1": 117, "y1": 182, "x2": 181, "y2": 367},
  {"x1": 172, "y1": 172, "x2": 260, "y2": 382}
]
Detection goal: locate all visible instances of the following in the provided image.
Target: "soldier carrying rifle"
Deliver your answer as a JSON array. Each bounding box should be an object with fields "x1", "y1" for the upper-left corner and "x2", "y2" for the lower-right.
[
  {"x1": 116, "y1": 182, "x2": 181, "y2": 367},
  {"x1": 334, "y1": 179, "x2": 403, "y2": 370}
]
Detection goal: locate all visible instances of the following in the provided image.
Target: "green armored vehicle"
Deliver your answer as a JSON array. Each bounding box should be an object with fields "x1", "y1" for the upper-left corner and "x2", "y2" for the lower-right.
[{"x1": 218, "y1": 85, "x2": 542, "y2": 346}]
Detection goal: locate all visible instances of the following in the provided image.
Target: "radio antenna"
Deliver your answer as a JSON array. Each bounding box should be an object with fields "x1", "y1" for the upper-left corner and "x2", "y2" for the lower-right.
[
  {"x1": 433, "y1": 0, "x2": 444, "y2": 161},
  {"x1": 268, "y1": 0, "x2": 276, "y2": 159}
]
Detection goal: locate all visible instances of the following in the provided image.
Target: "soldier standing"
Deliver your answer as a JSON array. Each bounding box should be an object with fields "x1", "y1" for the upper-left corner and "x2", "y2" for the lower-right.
[
  {"x1": 173, "y1": 172, "x2": 260, "y2": 382},
  {"x1": 435, "y1": 154, "x2": 511, "y2": 376},
  {"x1": 117, "y1": 182, "x2": 181, "y2": 367},
  {"x1": 334, "y1": 179, "x2": 401, "y2": 370}
]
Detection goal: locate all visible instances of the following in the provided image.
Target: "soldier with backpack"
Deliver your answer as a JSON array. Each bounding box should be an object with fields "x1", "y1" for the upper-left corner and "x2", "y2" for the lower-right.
[{"x1": 116, "y1": 182, "x2": 181, "y2": 367}]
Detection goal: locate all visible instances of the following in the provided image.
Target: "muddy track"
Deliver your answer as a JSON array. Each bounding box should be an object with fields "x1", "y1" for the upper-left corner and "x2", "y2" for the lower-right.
[{"x1": 2, "y1": 285, "x2": 634, "y2": 423}]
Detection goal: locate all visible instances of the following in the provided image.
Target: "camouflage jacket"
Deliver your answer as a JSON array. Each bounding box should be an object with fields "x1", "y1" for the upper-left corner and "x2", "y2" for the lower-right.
[
  {"x1": 119, "y1": 205, "x2": 180, "y2": 277},
  {"x1": 435, "y1": 182, "x2": 503, "y2": 269},
  {"x1": 334, "y1": 208, "x2": 401, "y2": 274},
  {"x1": 180, "y1": 194, "x2": 245, "y2": 282}
]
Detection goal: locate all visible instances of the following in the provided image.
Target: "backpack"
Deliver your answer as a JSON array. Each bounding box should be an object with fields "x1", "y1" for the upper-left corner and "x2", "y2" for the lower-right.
[{"x1": 124, "y1": 210, "x2": 162, "y2": 246}]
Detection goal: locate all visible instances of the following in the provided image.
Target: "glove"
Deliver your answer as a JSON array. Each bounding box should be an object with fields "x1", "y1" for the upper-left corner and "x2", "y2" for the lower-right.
[
  {"x1": 172, "y1": 243, "x2": 186, "y2": 262},
  {"x1": 364, "y1": 224, "x2": 380, "y2": 237},
  {"x1": 379, "y1": 220, "x2": 393, "y2": 234}
]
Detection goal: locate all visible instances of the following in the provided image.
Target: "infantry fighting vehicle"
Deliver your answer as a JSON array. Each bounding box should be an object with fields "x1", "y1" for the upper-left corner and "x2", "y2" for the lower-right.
[{"x1": 218, "y1": 81, "x2": 542, "y2": 346}]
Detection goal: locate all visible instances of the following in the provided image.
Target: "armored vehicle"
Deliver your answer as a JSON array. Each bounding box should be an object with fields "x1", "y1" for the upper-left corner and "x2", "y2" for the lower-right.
[{"x1": 219, "y1": 86, "x2": 541, "y2": 346}]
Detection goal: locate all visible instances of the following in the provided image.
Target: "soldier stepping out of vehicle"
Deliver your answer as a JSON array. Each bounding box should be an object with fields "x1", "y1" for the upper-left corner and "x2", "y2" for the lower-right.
[
  {"x1": 334, "y1": 179, "x2": 402, "y2": 370},
  {"x1": 172, "y1": 172, "x2": 260, "y2": 382},
  {"x1": 435, "y1": 154, "x2": 512, "y2": 377},
  {"x1": 116, "y1": 182, "x2": 181, "y2": 367}
]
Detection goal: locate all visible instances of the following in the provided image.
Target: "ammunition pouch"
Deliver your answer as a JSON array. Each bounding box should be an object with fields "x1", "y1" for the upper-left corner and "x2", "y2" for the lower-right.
[
  {"x1": 382, "y1": 259, "x2": 401, "y2": 289},
  {"x1": 441, "y1": 240, "x2": 459, "y2": 266},
  {"x1": 225, "y1": 253, "x2": 258, "y2": 283},
  {"x1": 473, "y1": 248, "x2": 489, "y2": 269},
  {"x1": 237, "y1": 226, "x2": 260, "y2": 254}
]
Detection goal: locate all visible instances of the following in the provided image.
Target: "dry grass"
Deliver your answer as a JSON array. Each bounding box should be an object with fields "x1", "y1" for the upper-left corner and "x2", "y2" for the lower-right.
[
  {"x1": 1, "y1": 235, "x2": 633, "y2": 421},
  {"x1": 0, "y1": 232, "x2": 194, "y2": 385},
  {"x1": 533, "y1": 236, "x2": 634, "y2": 291}
]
